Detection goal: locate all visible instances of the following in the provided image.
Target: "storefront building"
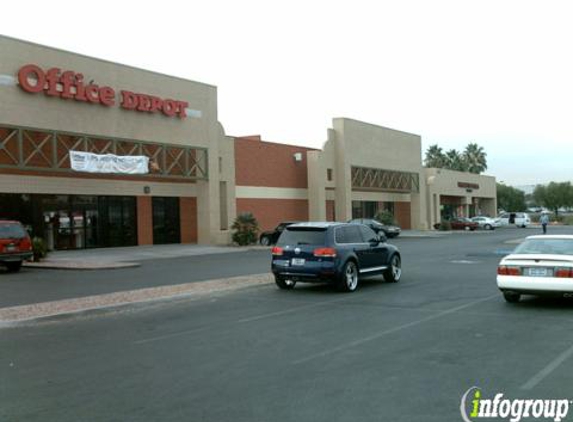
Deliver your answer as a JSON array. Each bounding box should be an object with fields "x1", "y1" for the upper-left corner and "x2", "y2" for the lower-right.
[
  {"x1": 0, "y1": 36, "x2": 496, "y2": 249},
  {"x1": 0, "y1": 35, "x2": 236, "y2": 249}
]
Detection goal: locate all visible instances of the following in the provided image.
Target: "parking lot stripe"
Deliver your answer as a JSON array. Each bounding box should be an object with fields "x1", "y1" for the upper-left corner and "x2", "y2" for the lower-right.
[
  {"x1": 237, "y1": 297, "x2": 350, "y2": 323},
  {"x1": 133, "y1": 326, "x2": 211, "y2": 345},
  {"x1": 521, "y1": 343, "x2": 573, "y2": 390},
  {"x1": 292, "y1": 294, "x2": 498, "y2": 365}
]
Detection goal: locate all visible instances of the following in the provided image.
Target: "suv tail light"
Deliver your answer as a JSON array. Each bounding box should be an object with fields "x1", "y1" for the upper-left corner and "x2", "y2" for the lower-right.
[
  {"x1": 313, "y1": 247, "x2": 337, "y2": 258},
  {"x1": 271, "y1": 246, "x2": 284, "y2": 256},
  {"x1": 497, "y1": 265, "x2": 521, "y2": 276},
  {"x1": 555, "y1": 267, "x2": 573, "y2": 278}
]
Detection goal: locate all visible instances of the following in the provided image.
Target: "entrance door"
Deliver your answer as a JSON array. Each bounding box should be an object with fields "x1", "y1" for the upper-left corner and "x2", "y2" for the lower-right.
[
  {"x1": 99, "y1": 196, "x2": 137, "y2": 247},
  {"x1": 152, "y1": 197, "x2": 181, "y2": 244}
]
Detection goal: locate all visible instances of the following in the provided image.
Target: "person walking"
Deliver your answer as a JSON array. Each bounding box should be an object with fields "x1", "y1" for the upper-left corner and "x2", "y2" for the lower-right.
[{"x1": 540, "y1": 212, "x2": 549, "y2": 234}]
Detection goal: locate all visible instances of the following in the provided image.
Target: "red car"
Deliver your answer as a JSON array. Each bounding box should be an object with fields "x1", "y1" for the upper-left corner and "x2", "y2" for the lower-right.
[
  {"x1": 0, "y1": 220, "x2": 33, "y2": 272},
  {"x1": 434, "y1": 217, "x2": 478, "y2": 231}
]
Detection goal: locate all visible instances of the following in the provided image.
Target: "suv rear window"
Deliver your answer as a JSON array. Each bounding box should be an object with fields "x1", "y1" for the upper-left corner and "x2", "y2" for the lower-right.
[
  {"x1": 0, "y1": 223, "x2": 26, "y2": 239},
  {"x1": 277, "y1": 228, "x2": 327, "y2": 246},
  {"x1": 335, "y1": 226, "x2": 364, "y2": 244}
]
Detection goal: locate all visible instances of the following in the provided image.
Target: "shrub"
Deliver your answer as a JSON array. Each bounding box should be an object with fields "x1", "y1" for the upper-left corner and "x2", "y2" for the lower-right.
[
  {"x1": 32, "y1": 237, "x2": 48, "y2": 262},
  {"x1": 231, "y1": 212, "x2": 260, "y2": 246},
  {"x1": 438, "y1": 221, "x2": 452, "y2": 231},
  {"x1": 562, "y1": 215, "x2": 573, "y2": 226},
  {"x1": 374, "y1": 210, "x2": 395, "y2": 225}
]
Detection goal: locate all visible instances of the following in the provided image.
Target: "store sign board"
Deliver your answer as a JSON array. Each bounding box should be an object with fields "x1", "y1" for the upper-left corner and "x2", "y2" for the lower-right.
[
  {"x1": 458, "y1": 182, "x2": 479, "y2": 190},
  {"x1": 17, "y1": 64, "x2": 189, "y2": 119},
  {"x1": 70, "y1": 151, "x2": 149, "y2": 174}
]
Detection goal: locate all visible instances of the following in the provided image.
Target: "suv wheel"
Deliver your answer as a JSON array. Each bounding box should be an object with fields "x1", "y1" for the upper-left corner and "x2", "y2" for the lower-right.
[
  {"x1": 384, "y1": 254, "x2": 401, "y2": 282},
  {"x1": 5, "y1": 261, "x2": 22, "y2": 272},
  {"x1": 260, "y1": 236, "x2": 271, "y2": 246},
  {"x1": 338, "y1": 261, "x2": 358, "y2": 292},
  {"x1": 503, "y1": 291, "x2": 521, "y2": 303},
  {"x1": 275, "y1": 275, "x2": 296, "y2": 290}
]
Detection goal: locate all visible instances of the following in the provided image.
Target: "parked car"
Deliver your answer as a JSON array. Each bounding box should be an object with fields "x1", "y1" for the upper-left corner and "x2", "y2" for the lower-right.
[
  {"x1": 433, "y1": 217, "x2": 478, "y2": 231},
  {"x1": 497, "y1": 235, "x2": 573, "y2": 303},
  {"x1": 498, "y1": 212, "x2": 531, "y2": 228},
  {"x1": 271, "y1": 222, "x2": 401, "y2": 292},
  {"x1": 471, "y1": 216, "x2": 501, "y2": 230},
  {"x1": 0, "y1": 220, "x2": 33, "y2": 272},
  {"x1": 259, "y1": 221, "x2": 298, "y2": 246},
  {"x1": 348, "y1": 218, "x2": 401, "y2": 238}
]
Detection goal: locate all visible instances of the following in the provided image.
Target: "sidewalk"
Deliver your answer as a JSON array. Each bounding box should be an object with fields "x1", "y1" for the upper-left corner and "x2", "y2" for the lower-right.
[{"x1": 24, "y1": 244, "x2": 265, "y2": 270}]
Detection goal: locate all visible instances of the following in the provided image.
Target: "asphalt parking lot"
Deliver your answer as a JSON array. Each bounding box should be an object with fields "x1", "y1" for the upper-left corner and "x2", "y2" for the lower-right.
[{"x1": 3, "y1": 226, "x2": 573, "y2": 422}]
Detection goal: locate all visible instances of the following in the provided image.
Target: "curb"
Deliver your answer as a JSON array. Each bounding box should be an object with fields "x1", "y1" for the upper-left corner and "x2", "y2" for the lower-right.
[
  {"x1": 23, "y1": 261, "x2": 141, "y2": 270},
  {"x1": 0, "y1": 273, "x2": 272, "y2": 326}
]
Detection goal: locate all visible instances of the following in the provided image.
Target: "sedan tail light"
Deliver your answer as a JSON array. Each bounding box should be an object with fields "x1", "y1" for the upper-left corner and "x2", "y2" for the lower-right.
[
  {"x1": 497, "y1": 265, "x2": 522, "y2": 276},
  {"x1": 20, "y1": 236, "x2": 32, "y2": 252},
  {"x1": 555, "y1": 267, "x2": 573, "y2": 278},
  {"x1": 313, "y1": 247, "x2": 337, "y2": 258},
  {"x1": 271, "y1": 246, "x2": 284, "y2": 256}
]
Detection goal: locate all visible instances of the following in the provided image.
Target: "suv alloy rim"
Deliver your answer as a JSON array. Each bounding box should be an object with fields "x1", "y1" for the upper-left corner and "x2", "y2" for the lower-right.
[
  {"x1": 392, "y1": 256, "x2": 401, "y2": 280},
  {"x1": 346, "y1": 262, "x2": 358, "y2": 290}
]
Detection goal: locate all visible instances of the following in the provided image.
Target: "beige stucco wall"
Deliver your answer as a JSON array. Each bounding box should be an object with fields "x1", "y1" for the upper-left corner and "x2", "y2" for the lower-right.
[
  {"x1": 0, "y1": 35, "x2": 230, "y2": 245},
  {"x1": 308, "y1": 118, "x2": 428, "y2": 229},
  {"x1": 425, "y1": 168, "x2": 497, "y2": 227}
]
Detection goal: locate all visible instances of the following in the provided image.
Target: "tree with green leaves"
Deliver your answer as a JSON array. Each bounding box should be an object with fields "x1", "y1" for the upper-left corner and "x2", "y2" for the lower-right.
[
  {"x1": 424, "y1": 142, "x2": 488, "y2": 174},
  {"x1": 444, "y1": 149, "x2": 467, "y2": 171},
  {"x1": 533, "y1": 182, "x2": 573, "y2": 216},
  {"x1": 497, "y1": 183, "x2": 526, "y2": 212},
  {"x1": 463, "y1": 143, "x2": 487, "y2": 174},
  {"x1": 424, "y1": 144, "x2": 447, "y2": 168}
]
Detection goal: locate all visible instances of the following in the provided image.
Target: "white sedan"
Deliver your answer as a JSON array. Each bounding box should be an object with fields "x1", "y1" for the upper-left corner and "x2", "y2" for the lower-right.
[
  {"x1": 471, "y1": 216, "x2": 501, "y2": 230},
  {"x1": 497, "y1": 235, "x2": 573, "y2": 303}
]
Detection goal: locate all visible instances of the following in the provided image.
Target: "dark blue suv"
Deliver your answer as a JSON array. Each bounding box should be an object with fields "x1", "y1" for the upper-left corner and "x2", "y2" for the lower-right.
[{"x1": 271, "y1": 222, "x2": 401, "y2": 292}]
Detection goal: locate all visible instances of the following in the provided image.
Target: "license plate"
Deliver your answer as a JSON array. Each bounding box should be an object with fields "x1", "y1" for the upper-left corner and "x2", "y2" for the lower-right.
[
  {"x1": 291, "y1": 258, "x2": 306, "y2": 266},
  {"x1": 527, "y1": 267, "x2": 551, "y2": 277},
  {"x1": 5, "y1": 245, "x2": 16, "y2": 252}
]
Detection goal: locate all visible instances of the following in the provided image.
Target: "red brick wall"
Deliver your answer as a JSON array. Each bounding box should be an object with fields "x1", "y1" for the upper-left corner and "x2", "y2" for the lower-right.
[
  {"x1": 234, "y1": 136, "x2": 317, "y2": 188},
  {"x1": 180, "y1": 197, "x2": 197, "y2": 243},
  {"x1": 137, "y1": 196, "x2": 153, "y2": 245},
  {"x1": 395, "y1": 202, "x2": 411, "y2": 229},
  {"x1": 236, "y1": 198, "x2": 309, "y2": 232}
]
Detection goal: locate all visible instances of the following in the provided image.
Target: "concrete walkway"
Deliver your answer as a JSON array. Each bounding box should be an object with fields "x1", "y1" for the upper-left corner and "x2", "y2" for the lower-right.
[{"x1": 24, "y1": 244, "x2": 264, "y2": 270}]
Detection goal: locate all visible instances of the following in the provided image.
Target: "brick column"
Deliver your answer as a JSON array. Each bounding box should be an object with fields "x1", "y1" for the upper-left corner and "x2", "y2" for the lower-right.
[
  {"x1": 395, "y1": 202, "x2": 412, "y2": 229},
  {"x1": 180, "y1": 197, "x2": 197, "y2": 244},
  {"x1": 137, "y1": 196, "x2": 153, "y2": 245}
]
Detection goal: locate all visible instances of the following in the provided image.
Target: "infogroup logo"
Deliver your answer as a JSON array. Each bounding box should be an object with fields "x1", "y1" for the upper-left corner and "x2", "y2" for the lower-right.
[{"x1": 460, "y1": 387, "x2": 570, "y2": 422}]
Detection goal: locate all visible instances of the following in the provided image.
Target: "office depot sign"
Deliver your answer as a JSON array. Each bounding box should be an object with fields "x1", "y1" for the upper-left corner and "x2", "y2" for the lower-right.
[{"x1": 17, "y1": 64, "x2": 189, "y2": 119}]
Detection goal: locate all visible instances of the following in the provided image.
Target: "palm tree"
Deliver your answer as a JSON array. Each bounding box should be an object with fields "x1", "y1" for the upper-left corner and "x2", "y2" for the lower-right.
[
  {"x1": 463, "y1": 143, "x2": 487, "y2": 174},
  {"x1": 444, "y1": 149, "x2": 467, "y2": 171},
  {"x1": 424, "y1": 144, "x2": 447, "y2": 168}
]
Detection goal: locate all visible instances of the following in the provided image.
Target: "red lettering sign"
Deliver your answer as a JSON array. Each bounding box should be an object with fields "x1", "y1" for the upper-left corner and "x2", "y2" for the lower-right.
[{"x1": 16, "y1": 64, "x2": 188, "y2": 119}]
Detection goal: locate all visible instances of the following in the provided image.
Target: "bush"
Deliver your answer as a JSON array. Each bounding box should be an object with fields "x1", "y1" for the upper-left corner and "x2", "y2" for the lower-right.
[
  {"x1": 374, "y1": 210, "x2": 395, "y2": 225},
  {"x1": 231, "y1": 212, "x2": 260, "y2": 246},
  {"x1": 438, "y1": 221, "x2": 452, "y2": 231},
  {"x1": 562, "y1": 216, "x2": 573, "y2": 225},
  {"x1": 32, "y1": 237, "x2": 48, "y2": 262}
]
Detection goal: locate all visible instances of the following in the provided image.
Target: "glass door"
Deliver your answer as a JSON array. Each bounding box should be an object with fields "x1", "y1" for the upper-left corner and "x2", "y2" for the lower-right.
[{"x1": 152, "y1": 197, "x2": 180, "y2": 244}]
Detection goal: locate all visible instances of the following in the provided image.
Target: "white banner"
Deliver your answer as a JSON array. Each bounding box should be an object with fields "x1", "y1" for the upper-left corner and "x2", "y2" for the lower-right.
[{"x1": 70, "y1": 151, "x2": 149, "y2": 174}]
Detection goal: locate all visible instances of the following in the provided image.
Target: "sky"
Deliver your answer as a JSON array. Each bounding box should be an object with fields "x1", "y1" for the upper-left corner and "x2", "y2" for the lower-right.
[{"x1": 2, "y1": 0, "x2": 572, "y2": 186}]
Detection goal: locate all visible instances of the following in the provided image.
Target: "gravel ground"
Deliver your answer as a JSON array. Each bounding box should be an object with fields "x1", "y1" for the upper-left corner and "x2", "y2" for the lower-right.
[{"x1": 0, "y1": 273, "x2": 272, "y2": 325}]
